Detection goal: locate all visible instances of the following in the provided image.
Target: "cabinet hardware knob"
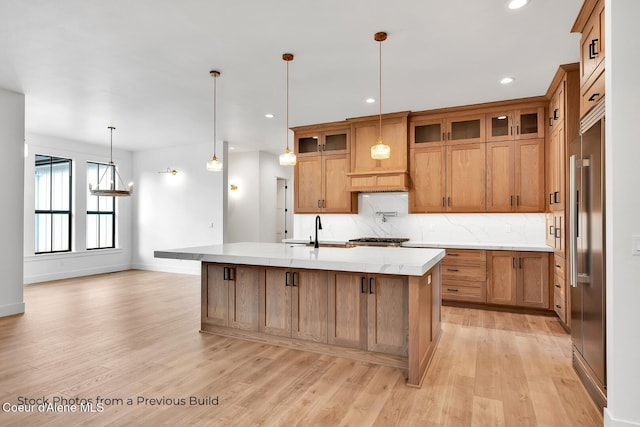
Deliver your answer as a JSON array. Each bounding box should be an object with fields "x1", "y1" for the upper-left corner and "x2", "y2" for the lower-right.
[
  {"x1": 556, "y1": 304, "x2": 562, "y2": 309},
  {"x1": 549, "y1": 225, "x2": 554, "y2": 235},
  {"x1": 588, "y1": 93, "x2": 600, "y2": 102},
  {"x1": 555, "y1": 284, "x2": 561, "y2": 288},
  {"x1": 555, "y1": 264, "x2": 561, "y2": 268},
  {"x1": 555, "y1": 227, "x2": 561, "y2": 238}
]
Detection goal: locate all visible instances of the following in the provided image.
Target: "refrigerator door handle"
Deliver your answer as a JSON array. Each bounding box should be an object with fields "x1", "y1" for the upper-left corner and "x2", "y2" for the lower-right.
[{"x1": 569, "y1": 154, "x2": 579, "y2": 288}]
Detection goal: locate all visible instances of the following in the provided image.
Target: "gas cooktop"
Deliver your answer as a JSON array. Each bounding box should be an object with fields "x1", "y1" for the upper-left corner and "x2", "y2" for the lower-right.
[{"x1": 347, "y1": 237, "x2": 409, "y2": 247}]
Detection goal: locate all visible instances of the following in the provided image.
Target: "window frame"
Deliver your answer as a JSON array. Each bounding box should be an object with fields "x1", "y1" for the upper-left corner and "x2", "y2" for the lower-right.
[
  {"x1": 34, "y1": 154, "x2": 73, "y2": 254},
  {"x1": 86, "y1": 161, "x2": 116, "y2": 250}
]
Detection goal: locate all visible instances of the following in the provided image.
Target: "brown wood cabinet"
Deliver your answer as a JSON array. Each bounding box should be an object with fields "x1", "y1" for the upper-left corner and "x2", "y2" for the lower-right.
[
  {"x1": 441, "y1": 249, "x2": 487, "y2": 303},
  {"x1": 487, "y1": 251, "x2": 549, "y2": 309},
  {"x1": 487, "y1": 138, "x2": 544, "y2": 212},
  {"x1": 486, "y1": 107, "x2": 545, "y2": 142},
  {"x1": 445, "y1": 113, "x2": 485, "y2": 145},
  {"x1": 260, "y1": 268, "x2": 328, "y2": 343},
  {"x1": 446, "y1": 143, "x2": 486, "y2": 212},
  {"x1": 202, "y1": 263, "x2": 229, "y2": 327},
  {"x1": 409, "y1": 146, "x2": 446, "y2": 212},
  {"x1": 573, "y1": 0, "x2": 605, "y2": 117},
  {"x1": 294, "y1": 124, "x2": 356, "y2": 214},
  {"x1": 327, "y1": 272, "x2": 367, "y2": 349}
]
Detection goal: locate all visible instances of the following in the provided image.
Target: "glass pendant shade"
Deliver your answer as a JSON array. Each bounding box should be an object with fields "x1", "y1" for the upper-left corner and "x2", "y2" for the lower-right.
[
  {"x1": 279, "y1": 147, "x2": 296, "y2": 166},
  {"x1": 206, "y1": 154, "x2": 223, "y2": 171},
  {"x1": 207, "y1": 70, "x2": 223, "y2": 172},
  {"x1": 279, "y1": 53, "x2": 296, "y2": 166},
  {"x1": 370, "y1": 31, "x2": 391, "y2": 160},
  {"x1": 370, "y1": 138, "x2": 391, "y2": 160}
]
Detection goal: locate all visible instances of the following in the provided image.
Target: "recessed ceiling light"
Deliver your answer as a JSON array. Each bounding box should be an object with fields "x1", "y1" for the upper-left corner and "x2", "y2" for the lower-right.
[
  {"x1": 507, "y1": 0, "x2": 528, "y2": 10},
  {"x1": 366, "y1": 98, "x2": 376, "y2": 104},
  {"x1": 500, "y1": 77, "x2": 514, "y2": 84},
  {"x1": 229, "y1": 146, "x2": 236, "y2": 150},
  {"x1": 265, "y1": 113, "x2": 274, "y2": 118},
  {"x1": 497, "y1": 115, "x2": 507, "y2": 120}
]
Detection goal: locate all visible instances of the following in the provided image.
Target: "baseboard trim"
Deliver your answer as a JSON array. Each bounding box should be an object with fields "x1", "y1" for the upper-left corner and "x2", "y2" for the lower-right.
[
  {"x1": 604, "y1": 408, "x2": 640, "y2": 427},
  {"x1": 132, "y1": 263, "x2": 200, "y2": 275},
  {"x1": 24, "y1": 264, "x2": 132, "y2": 285},
  {"x1": 0, "y1": 302, "x2": 25, "y2": 317}
]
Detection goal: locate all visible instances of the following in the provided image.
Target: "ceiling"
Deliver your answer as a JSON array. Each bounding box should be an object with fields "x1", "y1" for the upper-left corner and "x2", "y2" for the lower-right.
[{"x1": 0, "y1": 0, "x2": 583, "y2": 154}]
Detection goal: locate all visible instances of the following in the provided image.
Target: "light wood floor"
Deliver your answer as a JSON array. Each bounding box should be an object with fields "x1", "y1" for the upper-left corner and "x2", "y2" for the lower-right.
[{"x1": 0, "y1": 270, "x2": 602, "y2": 426}]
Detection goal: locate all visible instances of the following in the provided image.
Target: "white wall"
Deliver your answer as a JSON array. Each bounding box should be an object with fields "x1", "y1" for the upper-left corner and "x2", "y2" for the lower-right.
[
  {"x1": 23, "y1": 133, "x2": 134, "y2": 284},
  {"x1": 294, "y1": 192, "x2": 545, "y2": 246},
  {"x1": 228, "y1": 151, "x2": 293, "y2": 243},
  {"x1": 132, "y1": 142, "x2": 224, "y2": 274},
  {"x1": 0, "y1": 87, "x2": 25, "y2": 317},
  {"x1": 604, "y1": 1, "x2": 640, "y2": 426}
]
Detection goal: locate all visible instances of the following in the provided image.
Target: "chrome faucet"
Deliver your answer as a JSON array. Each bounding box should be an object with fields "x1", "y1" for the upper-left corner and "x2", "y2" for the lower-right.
[{"x1": 314, "y1": 215, "x2": 323, "y2": 248}]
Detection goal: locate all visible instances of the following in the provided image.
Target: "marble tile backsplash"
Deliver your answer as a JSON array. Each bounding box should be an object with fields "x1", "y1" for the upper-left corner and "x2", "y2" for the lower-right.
[{"x1": 293, "y1": 192, "x2": 545, "y2": 245}]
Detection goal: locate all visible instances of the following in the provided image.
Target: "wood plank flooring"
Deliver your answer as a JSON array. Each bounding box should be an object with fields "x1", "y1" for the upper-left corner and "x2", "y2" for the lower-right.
[{"x1": 0, "y1": 270, "x2": 603, "y2": 426}]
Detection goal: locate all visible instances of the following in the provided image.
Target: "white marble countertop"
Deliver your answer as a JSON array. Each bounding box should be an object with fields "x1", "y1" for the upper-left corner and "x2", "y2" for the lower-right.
[
  {"x1": 402, "y1": 241, "x2": 553, "y2": 252},
  {"x1": 155, "y1": 242, "x2": 445, "y2": 276},
  {"x1": 283, "y1": 238, "x2": 553, "y2": 252}
]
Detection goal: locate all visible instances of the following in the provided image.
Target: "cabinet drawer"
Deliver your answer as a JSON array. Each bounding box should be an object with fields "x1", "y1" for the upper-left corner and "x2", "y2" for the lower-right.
[
  {"x1": 442, "y1": 262, "x2": 486, "y2": 282},
  {"x1": 581, "y1": 70, "x2": 605, "y2": 117},
  {"x1": 443, "y1": 249, "x2": 486, "y2": 263},
  {"x1": 554, "y1": 254, "x2": 566, "y2": 279},
  {"x1": 553, "y1": 286, "x2": 566, "y2": 321},
  {"x1": 554, "y1": 272, "x2": 566, "y2": 301},
  {"x1": 442, "y1": 280, "x2": 486, "y2": 303}
]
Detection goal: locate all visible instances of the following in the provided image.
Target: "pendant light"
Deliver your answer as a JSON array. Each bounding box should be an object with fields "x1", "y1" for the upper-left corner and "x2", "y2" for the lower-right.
[
  {"x1": 370, "y1": 31, "x2": 391, "y2": 160},
  {"x1": 279, "y1": 53, "x2": 297, "y2": 166},
  {"x1": 89, "y1": 126, "x2": 133, "y2": 197},
  {"x1": 206, "y1": 70, "x2": 223, "y2": 172}
]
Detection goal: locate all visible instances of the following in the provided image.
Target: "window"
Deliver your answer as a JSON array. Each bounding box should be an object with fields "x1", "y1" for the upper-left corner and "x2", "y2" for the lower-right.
[
  {"x1": 35, "y1": 155, "x2": 72, "y2": 253},
  {"x1": 87, "y1": 162, "x2": 116, "y2": 249}
]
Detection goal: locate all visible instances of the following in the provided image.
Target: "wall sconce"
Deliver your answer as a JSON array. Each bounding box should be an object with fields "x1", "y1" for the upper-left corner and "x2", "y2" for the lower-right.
[
  {"x1": 158, "y1": 168, "x2": 178, "y2": 175},
  {"x1": 230, "y1": 184, "x2": 238, "y2": 191}
]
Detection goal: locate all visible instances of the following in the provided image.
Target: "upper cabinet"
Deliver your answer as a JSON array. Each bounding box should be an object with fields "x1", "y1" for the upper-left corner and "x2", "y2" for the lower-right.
[
  {"x1": 293, "y1": 122, "x2": 356, "y2": 214},
  {"x1": 446, "y1": 114, "x2": 485, "y2": 145},
  {"x1": 486, "y1": 108, "x2": 545, "y2": 142},
  {"x1": 572, "y1": 0, "x2": 605, "y2": 117}
]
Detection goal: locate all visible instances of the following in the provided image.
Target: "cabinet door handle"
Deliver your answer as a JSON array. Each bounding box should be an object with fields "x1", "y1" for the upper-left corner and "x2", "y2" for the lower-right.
[
  {"x1": 516, "y1": 125, "x2": 520, "y2": 135},
  {"x1": 369, "y1": 277, "x2": 375, "y2": 294},
  {"x1": 555, "y1": 227, "x2": 561, "y2": 238},
  {"x1": 549, "y1": 193, "x2": 554, "y2": 205},
  {"x1": 323, "y1": 200, "x2": 326, "y2": 208},
  {"x1": 292, "y1": 272, "x2": 297, "y2": 287},
  {"x1": 509, "y1": 125, "x2": 513, "y2": 136},
  {"x1": 447, "y1": 197, "x2": 451, "y2": 207},
  {"x1": 588, "y1": 93, "x2": 600, "y2": 102},
  {"x1": 361, "y1": 277, "x2": 366, "y2": 294},
  {"x1": 285, "y1": 271, "x2": 290, "y2": 287},
  {"x1": 446, "y1": 268, "x2": 459, "y2": 272},
  {"x1": 549, "y1": 117, "x2": 553, "y2": 128},
  {"x1": 442, "y1": 132, "x2": 445, "y2": 141},
  {"x1": 317, "y1": 200, "x2": 321, "y2": 208},
  {"x1": 442, "y1": 197, "x2": 445, "y2": 207},
  {"x1": 512, "y1": 257, "x2": 516, "y2": 269},
  {"x1": 516, "y1": 195, "x2": 520, "y2": 206},
  {"x1": 447, "y1": 131, "x2": 451, "y2": 140},
  {"x1": 448, "y1": 253, "x2": 459, "y2": 256},
  {"x1": 519, "y1": 257, "x2": 523, "y2": 269},
  {"x1": 549, "y1": 225, "x2": 554, "y2": 235},
  {"x1": 589, "y1": 39, "x2": 599, "y2": 59},
  {"x1": 223, "y1": 266, "x2": 229, "y2": 280},
  {"x1": 510, "y1": 195, "x2": 513, "y2": 206},
  {"x1": 555, "y1": 283, "x2": 561, "y2": 289},
  {"x1": 556, "y1": 304, "x2": 562, "y2": 309},
  {"x1": 228, "y1": 267, "x2": 234, "y2": 281},
  {"x1": 554, "y1": 191, "x2": 559, "y2": 204},
  {"x1": 555, "y1": 264, "x2": 561, "y2": 268},
  {"x1": 553, "y1": 108, "x2": 559, "y2": 120},
  {"x1": 447, "y1": 288, "x2": 459, "y2": 292}
]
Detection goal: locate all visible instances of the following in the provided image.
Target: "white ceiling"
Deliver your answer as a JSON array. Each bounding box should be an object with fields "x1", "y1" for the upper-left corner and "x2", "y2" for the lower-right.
[{"x1": 0, "y1": 0, "x2": 582, "y2": 154}]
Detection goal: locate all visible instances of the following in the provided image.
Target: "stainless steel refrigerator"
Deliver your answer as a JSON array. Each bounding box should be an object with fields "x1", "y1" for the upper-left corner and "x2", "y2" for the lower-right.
[{"x1": 569, "y1": 99, "x2": 606, "y2": 407}]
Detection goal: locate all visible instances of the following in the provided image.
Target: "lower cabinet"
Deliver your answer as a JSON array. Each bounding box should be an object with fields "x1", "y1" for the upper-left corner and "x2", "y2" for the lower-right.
[
  {"x1": 260, "y1": 268, "x2": 328, "y2": 343},
  {"x1": 203, "y1": 264, "x2": 263, "y2": 330},
  {"x1": 487, "y1": 251, "x2": 550, "y2": 309},
  {"x1": 441, "y1": 249, "x2": 487, "y2": 303},
  {"x1": 327, "y1": 272, "x2": 408, "y2": 356}
]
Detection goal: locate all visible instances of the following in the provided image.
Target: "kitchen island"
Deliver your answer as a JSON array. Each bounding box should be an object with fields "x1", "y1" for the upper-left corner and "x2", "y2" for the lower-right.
[{"x1": 155, "y1": 242, "x2": 445, "y2": 387}]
